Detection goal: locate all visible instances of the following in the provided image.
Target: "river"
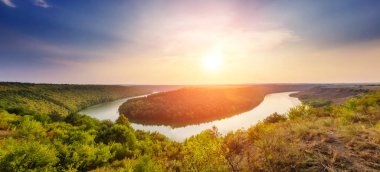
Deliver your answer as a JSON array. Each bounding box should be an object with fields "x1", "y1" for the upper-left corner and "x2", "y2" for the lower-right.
[{"x1": 79, "y1": 91, "x2": 301, "y2": 141}]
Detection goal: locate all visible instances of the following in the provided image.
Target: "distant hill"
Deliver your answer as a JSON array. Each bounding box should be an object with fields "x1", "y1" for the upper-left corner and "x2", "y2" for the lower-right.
[
  {"x1": 0, "y1": 82, "x2": 151, "y2": 116},
  {"x1": 291, "y1": 85, "x2": 380, "y2": 107}
]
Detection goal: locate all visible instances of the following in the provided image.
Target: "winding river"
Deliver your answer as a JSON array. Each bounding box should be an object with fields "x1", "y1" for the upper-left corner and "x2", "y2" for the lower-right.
[{"x1": 79, "y1": 92, "x2": 301, "y2": 141}]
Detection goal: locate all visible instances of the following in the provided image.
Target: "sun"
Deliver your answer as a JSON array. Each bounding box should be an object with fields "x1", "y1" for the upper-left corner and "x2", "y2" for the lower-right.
[{"x1": 201, "y1": 52, "x2": 223, "y2": 72}]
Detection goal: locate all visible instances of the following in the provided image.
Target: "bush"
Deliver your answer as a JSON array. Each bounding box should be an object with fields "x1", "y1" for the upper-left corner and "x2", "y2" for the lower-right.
[
  {"x1": 0, "y1": 111, "x2": 20, "y2": 130},
  {"x1": 287, "y1": 105, "x2": 312, "y2": 120},
  {"x1": 263, "y1": 112, "x2": 287, "y2": 124},
  {"x1": 0, "y1": 139, "x2": 58, "y2": 172},
  {"x1": 134, "y1": 156, "x2": 162, "y2": 172},
  {"x1": 182, "y1": 128, "x2": 228, "y2": 171},
  {"x1": 116, "y1": 115, "x2": 133, "y2": 129},
  {"x1": 65, "y1": 113, "x2": 100, "y2": 130},
  {"x1": 6, "y1": 107, "x2": 36, "y2": 116},
  {"x1": 97, "y1": 124, "x2": 137, "y2": 148},
  {"x1": 17, "y1": 118, "x2": 46, "y2": 140},
  {"x1": 65, "y1": 130, "x2": 95, "y2": 145},
  {"x1": 109, "y1": 142, "x2": 134, "y2": 160}
]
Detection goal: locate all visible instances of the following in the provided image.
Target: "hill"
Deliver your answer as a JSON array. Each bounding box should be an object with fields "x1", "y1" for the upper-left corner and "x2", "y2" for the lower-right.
[
  {"x1": 119, "y1": 84, "x2": 311, "y2": 127},
  {"x1": 0, "y1": 84, "x2": 378, "y2": 171},
  {"x1": 0, "y1": 82, "x2": 151, "y2": 116},
  {"x1": 291, "y1": 85, "x2": 380, "y2": 107}
]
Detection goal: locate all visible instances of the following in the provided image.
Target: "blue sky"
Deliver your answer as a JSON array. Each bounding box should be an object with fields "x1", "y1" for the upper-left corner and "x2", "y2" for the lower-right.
[{"x1": 1, "y1": 0, "x2": 380, "y2": 84}]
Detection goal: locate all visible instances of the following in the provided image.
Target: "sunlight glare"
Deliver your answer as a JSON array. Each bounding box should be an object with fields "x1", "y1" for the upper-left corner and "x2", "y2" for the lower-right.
[{"x1": 201, "y1": 52, "x2": 223, "y2": 72}]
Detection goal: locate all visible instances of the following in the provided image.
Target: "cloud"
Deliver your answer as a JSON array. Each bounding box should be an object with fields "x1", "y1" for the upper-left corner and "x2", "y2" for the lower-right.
[
  {"x1": 1, "y1": 0, "x2": 50, "y2": 8},
  {"x1": 33, "y1": 0, "x2": 50, "y2": 8},
  {"x1": 1, "y1": 0, "x2": 16, "y2": 8}
]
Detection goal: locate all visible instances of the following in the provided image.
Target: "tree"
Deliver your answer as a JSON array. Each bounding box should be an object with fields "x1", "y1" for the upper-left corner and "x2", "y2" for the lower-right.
[
  {"x1": 97, "y1": 124, "x2": 137, "y2": 148},
  {"x1": 17, "y1": 118, "x2": 46, "y2": 140},
  {"x1": 116, "y1": 115, "x2": 133, "y2": 129},
  {"x1": 134, "y1": 156, "x2": 162, "y2": 172},
  {"x1": 181, "y1": 128, "x2": 228, "y2": 171},
  {"x1": 0, "y1": 139, "x2": 58, "y2": 172}
]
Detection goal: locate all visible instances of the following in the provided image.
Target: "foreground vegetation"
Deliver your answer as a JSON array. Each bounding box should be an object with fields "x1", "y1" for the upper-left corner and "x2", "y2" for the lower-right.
[
  {"x1": 0, "y1": 82, "x2": 150, "y2": 116},
  {"x1": 0, "y1": 84, "x2": 379, "y2": 171},
  {"x1": 119, "y1": 85, "x2": 308, "y2": 127}
]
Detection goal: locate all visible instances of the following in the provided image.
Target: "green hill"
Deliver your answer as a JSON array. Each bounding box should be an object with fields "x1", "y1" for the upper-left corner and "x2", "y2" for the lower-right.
[
  {"x1": 0, "y1": 82, "x2": 151, "y2": 116},
  {"x1": 0, "y1": 84, "x2": 379, "y2": 171}
]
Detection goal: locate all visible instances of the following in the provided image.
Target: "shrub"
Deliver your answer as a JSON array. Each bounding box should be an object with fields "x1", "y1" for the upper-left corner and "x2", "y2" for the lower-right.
[
  {"x1": 97, "y1": 124, "x2": 137, "y2": 148},
  {"x1": 134, "y1": 156, "x2": 162, "y2": 172},
  {"x1": 263, "y1": 112, "x2": 287, "y2": 124},
  {"x1": 109, "y1": 142, "x2": 134, "y2": 160},
  {"x1": 287, "y1": 105, "x2": 312, "y2": 120},
  {"x1": 247, "y1": 122, "x2": 273, "y2": 141},
  {"x1": 6, "y1": 107, "x2": 36, "y2": 116},
  {"x1": 0, "y1": 111, "x2": 20, "y2": 130},
  {"x1": 65, "y1": 130, "x2": 95, "y2": 145},
  {"x1": 17, "y1": 118, "x2": 46, "y2": 140},
  {"x1": 116, "y1": 115, "x2": 133, "y2": 129},
  {"x1": 65, "y1": 113, "x2": 100, "y2": 130},
  {"x1": 0, "y1": 139, "x2": 58, "y2": 172},
  {"x1": 182, "y1": 128, "x2": 228, "y2": 171}
]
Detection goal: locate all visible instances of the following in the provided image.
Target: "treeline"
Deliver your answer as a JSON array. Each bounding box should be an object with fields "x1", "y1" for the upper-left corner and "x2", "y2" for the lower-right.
[
  {"x1": 119, "y1": 85, "x2": 310, "y2": 127},
  {"x1": 0, "y1": 82, "x2": 151, "y2": 116},
  {"x1": 0, "y1": 88, "x2": 379, "y2": 171}
]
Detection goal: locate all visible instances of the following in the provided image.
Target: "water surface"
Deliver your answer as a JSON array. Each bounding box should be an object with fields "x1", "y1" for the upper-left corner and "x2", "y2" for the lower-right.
[{"x1": 79, "y1": 92, "x2": 301, "y2": 141}]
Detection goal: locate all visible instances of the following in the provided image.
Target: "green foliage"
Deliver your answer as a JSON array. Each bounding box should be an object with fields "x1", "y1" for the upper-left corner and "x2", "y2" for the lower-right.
[
  {"x1": 97, "y1": 124, "x2": 137, "y2": 148},
  {"x1": 0, "y1": 110, "x2": 21, "y2": 130},
  {"x1": 65, "y1": 113, "x2": 101, "y2": 130},
  {"x1": 182, "y1": 127, "x2": 228, "y2": 171},
  {"x1": 222, "y1": 130, "x2": 247, "y2": 171},
  {"x1": 134, "y1": 156, "x2": 162, "y2": 172},
  {"x1": 0, "y1": 85, "x2": 380, "y2": 171},
  {"x1": 334, "y1": 91, "x2": 380, "y2": 125},
  {"x1": 109, "y1": 142, "x2": 134, "y2": 160},
  {"x1": 17, "y1": 118, "x2": 47, "y2": 140},
  {"x1": 0, "y1": 139, "x2": 58, "y2": 172},
  {"x1": 0, "y1": 82, "x2": 150, "y2": 116},
  {"x1": 66, "y1": 130, "x2": 95, "y2": 145},
  {"x1": 263, "y1": 112, "x2": 287, "y2": 124},
  {"x1": 116, "y1": 114, "x2": 133, "y2": 129},
  {"x1": 287, "y1": 105, "x2": 313, "y2": 120}
]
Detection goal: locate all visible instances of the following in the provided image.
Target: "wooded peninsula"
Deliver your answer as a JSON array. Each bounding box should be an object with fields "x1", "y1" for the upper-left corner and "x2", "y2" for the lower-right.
[{"x1": 119, "y1": 85, "x2": 310, "y2": 127}]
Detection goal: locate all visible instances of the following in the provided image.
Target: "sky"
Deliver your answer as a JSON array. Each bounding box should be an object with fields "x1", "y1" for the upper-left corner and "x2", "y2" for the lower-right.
[{"x1": 1, "y1": 0, "x2": 380, "y2": 85}]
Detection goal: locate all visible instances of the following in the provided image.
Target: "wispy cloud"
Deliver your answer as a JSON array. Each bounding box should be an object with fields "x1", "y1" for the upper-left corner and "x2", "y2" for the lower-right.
[
  {"x1": 1, "y1": 0, "x2": 50, "y2": 8},
  {"x1": 33, "y1": 0, "x2": 50, "y2": 8},
  {"x1": 1, "y1": 0, "x2": 16, "y2": 8}
]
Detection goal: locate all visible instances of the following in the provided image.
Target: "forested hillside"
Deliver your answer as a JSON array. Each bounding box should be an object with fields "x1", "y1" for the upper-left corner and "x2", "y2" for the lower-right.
[
  {"x1": 119, "y1": 85, "x2": 311, "y2": 127},
  {"x1": 0, "y1": 83, "x2": 151, "y2": 116},
  {"x1": 0, "y1": 87, "x2": 379, "y2": 171}
]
